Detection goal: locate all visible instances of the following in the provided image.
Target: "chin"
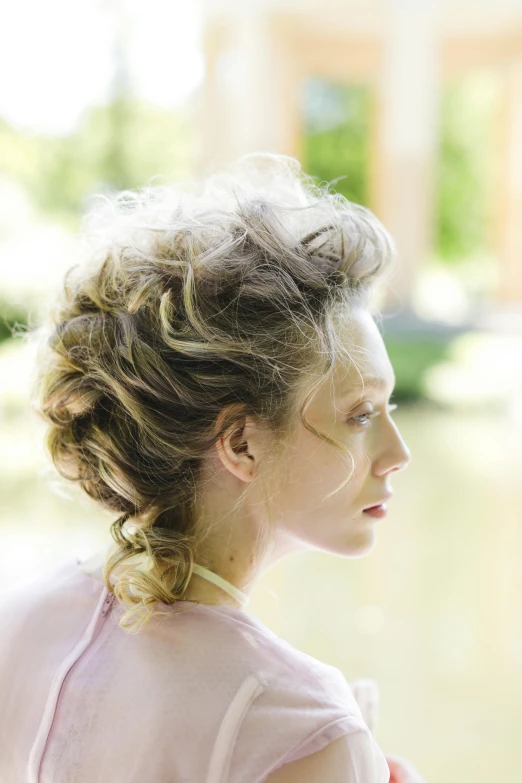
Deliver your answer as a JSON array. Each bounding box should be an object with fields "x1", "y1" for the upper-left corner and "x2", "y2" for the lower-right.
[
  {"x1": 344, "y1": 528, "x2": 377, "y2": 558},
  {"x1": 319, "y1": 529, "x2": 377, "y2": 559},
  {"x1": 350, "y1": 529, "x2": 377, "y2": 557}
]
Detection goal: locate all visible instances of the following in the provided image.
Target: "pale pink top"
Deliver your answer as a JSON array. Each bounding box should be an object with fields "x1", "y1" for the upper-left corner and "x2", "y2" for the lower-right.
[{"x1": 0, "y1": 555, "x2": 391, "y2": 782}]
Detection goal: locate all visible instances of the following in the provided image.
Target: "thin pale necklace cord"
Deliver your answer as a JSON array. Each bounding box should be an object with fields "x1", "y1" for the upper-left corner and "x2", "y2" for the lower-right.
[
  {"x1": 77, "y1": 544, "x2": 250, "y2": 607},
  {"x1": 191, "y1": 563, "x2": 250, "y2": 607}
]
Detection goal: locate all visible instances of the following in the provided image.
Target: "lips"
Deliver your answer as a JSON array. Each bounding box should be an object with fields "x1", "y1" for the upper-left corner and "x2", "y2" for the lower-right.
[
  {"x1": 363, "y1": 504, "x2": 388, "y2": 518},
  {"x1": 363, "y1": 493, "x2": 393, "y2": 511}
]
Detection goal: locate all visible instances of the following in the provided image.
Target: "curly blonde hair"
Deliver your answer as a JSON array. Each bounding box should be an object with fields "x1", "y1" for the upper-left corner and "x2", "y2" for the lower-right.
[{"x1": 27, "y1": 152, "x2": 396, "y2": 633}]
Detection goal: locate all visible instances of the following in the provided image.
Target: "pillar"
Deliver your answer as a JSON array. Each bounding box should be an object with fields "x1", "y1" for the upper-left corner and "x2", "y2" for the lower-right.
[
  {"x1": 495, "y1": 59, "x2": 522, "y2": 304},
  {"x1": 371, "y1": 0, "x2": 440, "y2": 312},
  {"x1": 198, "y1": 0, "x2": 300, "y2": 172}
]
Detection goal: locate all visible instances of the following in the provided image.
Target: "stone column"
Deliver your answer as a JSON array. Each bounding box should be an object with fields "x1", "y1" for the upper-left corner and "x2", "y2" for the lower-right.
[
  {"x1": 198, "y1": 0, "x2": 300, "y2": 171},
  {"x1": 495, "y1": 59, "x2": 522, "y2": 304},
  {"x1": 371, "y1": 0, "x2": 440, "y2": 313}
]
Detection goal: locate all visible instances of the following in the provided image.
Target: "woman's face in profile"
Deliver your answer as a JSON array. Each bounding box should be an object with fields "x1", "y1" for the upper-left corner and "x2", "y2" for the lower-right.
[{"x1": 272, "y1": 307, "x2": 411, "y2": 559}]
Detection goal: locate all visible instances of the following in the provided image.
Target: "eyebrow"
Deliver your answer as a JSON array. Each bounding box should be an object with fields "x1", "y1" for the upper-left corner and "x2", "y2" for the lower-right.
[{"x1": 338, "y1": 375, "x2": 396, "y2": 398}]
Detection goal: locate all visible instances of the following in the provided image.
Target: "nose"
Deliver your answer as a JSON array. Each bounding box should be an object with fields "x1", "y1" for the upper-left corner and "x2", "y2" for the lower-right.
[
  {"x1": 396, "y1": 437, "x2": 412, "y2": 472},
  {"x1": 373, "y1": 418, "x2": 412, "y2": 477}
]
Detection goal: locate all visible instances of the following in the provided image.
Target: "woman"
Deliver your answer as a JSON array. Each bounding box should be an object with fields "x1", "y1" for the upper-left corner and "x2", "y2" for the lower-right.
[{"x1": 0, "y1": 153, "x2": 427, "y2": 782}]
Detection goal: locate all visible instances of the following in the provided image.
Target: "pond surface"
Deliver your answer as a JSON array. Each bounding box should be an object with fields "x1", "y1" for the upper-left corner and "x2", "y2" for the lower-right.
[{"x1": 1, "y1": 403, "x2": 521, "y2": 783}]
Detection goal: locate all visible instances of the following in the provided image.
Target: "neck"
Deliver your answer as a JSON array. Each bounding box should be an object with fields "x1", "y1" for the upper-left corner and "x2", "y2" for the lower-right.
[
  {"x1": 181, "y1": 565, "x2": 250, "y2": 608},
  {"x1": 182, "y1": 532, "x2": 299, "y2": 609},
  {"x1": 190, "y1": 563, "x2": 250, "y2": 606}
]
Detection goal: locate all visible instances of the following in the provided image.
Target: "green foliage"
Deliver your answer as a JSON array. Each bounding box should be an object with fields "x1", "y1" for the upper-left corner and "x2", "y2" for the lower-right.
[
  {"x1": 0, "y1": 98, "x2": 194, "y2": 229},
  {"x1": 435, "y1": 75, "x2": 499, "y2": 264},
  {"x1": 383, "y1": 336, "x2": 451, "y2": 401},
  {"x1": 301, "y1": 79, "x2": 372, "y2": 207},
  {"x1": 0, "y1": 97, "x2": 195, "y2": 345},
  {"x1": 301, "y1": 75, "x2": 499, "y2": 267},
  {"x1": 0, "y1": 298, "x2": 29, "y2": 344}
]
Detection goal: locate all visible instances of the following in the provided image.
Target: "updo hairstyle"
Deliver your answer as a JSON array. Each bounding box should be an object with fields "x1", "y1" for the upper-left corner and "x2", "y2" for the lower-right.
[{"x1": 29, "y1": 153, "x2": 396, "y2": 632}]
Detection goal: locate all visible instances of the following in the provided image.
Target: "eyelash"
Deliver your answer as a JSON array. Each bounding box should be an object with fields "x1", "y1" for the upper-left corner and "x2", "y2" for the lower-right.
[{"x1": 348, "y1": 403, "x2": 399, "y2": 429}]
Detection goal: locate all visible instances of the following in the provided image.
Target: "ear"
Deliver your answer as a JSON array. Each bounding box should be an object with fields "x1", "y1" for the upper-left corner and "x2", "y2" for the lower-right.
[{"x1": 213, "y1": 404, "x2": 264, "y2": 484}]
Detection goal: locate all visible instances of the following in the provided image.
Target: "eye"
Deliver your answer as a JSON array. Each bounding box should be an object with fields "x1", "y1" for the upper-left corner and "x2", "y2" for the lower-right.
[
  {"x1": 347, "y1": 410, "x2": 377, "y2": 429},
  {"x1": 347, "y1": 403, "x2": 399, "y2": 430}
]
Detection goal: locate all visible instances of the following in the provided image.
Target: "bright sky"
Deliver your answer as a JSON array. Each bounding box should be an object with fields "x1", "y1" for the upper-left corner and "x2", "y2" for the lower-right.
[{"x1": 0, "y1": 0, "x2": 204, "y2": 136}]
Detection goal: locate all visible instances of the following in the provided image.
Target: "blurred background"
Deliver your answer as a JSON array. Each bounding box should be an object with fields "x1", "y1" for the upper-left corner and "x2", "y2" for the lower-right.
[{"x1": 1, "y1": 0, "x2": 521, "y2": 780}]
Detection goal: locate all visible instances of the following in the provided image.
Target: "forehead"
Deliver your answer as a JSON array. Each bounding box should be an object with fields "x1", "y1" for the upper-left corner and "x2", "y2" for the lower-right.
[{"x1": 332, "y1": 310, "x2": 395, "y2": 394}]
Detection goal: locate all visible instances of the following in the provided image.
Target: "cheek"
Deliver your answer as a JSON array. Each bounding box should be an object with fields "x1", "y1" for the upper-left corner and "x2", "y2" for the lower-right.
[{"x1": 279, "y1": 433, "x2": 369, "y2": 515}]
